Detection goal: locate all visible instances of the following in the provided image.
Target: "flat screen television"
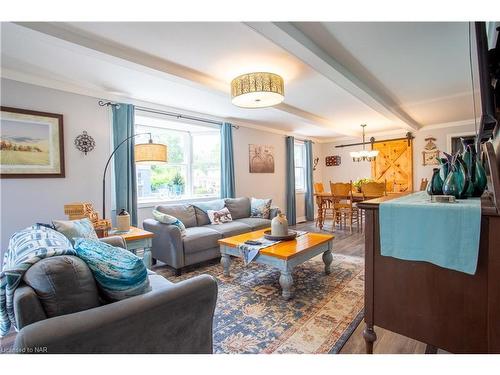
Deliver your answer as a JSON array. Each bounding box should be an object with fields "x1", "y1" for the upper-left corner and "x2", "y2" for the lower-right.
[{"x1": 475, "y1": 22, "x2": 499, "y2": 149}]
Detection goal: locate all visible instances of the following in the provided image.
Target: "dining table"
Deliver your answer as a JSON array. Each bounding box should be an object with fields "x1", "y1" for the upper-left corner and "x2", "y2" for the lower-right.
[{"x1": 314, "y1": 191, "x2": 393, "y2": 230}]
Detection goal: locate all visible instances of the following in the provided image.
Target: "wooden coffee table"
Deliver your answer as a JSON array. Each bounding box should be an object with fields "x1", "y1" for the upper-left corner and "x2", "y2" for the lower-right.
[{"x1": 218, "y1": 229, "x2": 334, "y2": 300}]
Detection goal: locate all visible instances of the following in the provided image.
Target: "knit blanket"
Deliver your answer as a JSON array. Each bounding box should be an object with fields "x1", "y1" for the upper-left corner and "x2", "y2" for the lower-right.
[{"x1": 0, "y1": 224, "x2": 75, "y2": 337}]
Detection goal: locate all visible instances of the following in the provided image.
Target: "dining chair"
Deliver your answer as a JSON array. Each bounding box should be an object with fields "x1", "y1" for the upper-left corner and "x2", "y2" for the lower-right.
[
  {"x1": 330, "y1": 181, "x2": 361, "y2": 234},
  {"x1": 420, "y1": 178, "x2": 429, "y2": 191},
  {"x1": 361, "y1": 180, "x2": 387, "y2": 199},
  {"x1": 314, "y1": 182, "x2": 330, "y2": 227}
]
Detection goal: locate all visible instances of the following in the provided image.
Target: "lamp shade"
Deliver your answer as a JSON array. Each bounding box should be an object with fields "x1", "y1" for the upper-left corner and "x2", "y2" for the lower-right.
[
  {"x1": 231, "y1": 72, "x2": 284, "y2": 108},
  {"x1": 134, "y1": 142, "x2": 167, "y2": 165}
]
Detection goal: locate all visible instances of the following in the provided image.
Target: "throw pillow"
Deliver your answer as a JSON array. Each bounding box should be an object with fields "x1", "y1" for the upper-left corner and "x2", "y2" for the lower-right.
[
  {"x1": 23, "y1": 255, "x2": 101, "y2": 318},
  {"x1": 250, "y1": 197, "x2": 272, "y2": 219},
  {"x1": 52, "y1": 218, "x2": 98, "y2": 245},
  {"x1": 193, "y1": 199, "x2": 225, "y2": 212},
  {"x1": 152, "y1": 209, "x2": 187, "y2": 237},
  {"x1": 193, "y1": 199, "x2": 225, "y2": 226},
  {"x1": 73, "y1": 238, "x2": 151, "y2": 302},
  {"x1": 207, "y1": 207, "x2": 233, "y2": 225}
]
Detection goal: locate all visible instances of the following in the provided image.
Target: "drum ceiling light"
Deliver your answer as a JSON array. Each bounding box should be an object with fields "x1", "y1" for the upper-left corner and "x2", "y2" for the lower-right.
[{"x1": 231, "y1": 72, "x2": 284, "y2": 108}]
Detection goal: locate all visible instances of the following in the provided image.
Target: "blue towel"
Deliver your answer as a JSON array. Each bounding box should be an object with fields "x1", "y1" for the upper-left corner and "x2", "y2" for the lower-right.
[
  {"x1": 238, "y1": 237, "x2": 279, "y2": 265},
  {"x1": 380, "y1": 191, "x2": 481, "y2": 275}
]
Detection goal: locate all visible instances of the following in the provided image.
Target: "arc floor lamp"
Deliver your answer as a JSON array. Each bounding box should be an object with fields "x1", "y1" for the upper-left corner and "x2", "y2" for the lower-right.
[{"x1": 102, "y1": 133, "x2": 167, "y2": 219}]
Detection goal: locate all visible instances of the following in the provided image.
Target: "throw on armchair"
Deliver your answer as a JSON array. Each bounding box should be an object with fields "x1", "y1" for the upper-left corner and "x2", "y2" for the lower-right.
[
  {"x1": 12, "y1": 236, "x2": 218, "y2": 354},
  {"x1": 143, "y1": 197, "x2": 281, "y2": 274}
]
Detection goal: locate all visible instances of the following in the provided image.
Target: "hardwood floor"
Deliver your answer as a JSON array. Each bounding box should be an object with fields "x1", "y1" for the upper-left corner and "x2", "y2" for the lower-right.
[{"x1": 0, "y1": 219, "x2": 440, "y2": 354}]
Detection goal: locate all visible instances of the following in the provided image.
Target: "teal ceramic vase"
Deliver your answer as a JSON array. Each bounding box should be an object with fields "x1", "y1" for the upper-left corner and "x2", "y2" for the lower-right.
[
  {"x1": 461, "y1": 140, "x2": 487, "y2": 197},
  {"x1": 426, "y1": 168, "x2": 443, "y2": 195},
  {"x1": 443, "y1": 166, "x2": 461, "y2": 198},
  {"x1": 454, "y1": 155, "x2": 470, "y2": 199},
  {"x1": 437, "y1": 158, "x2": 449, "y2": 183},
  {"x1": 443, "y1": 154, "x2": 469, "y2": 199}
]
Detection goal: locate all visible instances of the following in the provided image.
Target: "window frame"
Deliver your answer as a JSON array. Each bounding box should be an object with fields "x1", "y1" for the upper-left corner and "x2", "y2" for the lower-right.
[
  {"x1": 134, "y1": 118, "x2": 220, "y2": 205},
  {"x1": 294, "y1": 141, "x2": 307, "y2": 193}
]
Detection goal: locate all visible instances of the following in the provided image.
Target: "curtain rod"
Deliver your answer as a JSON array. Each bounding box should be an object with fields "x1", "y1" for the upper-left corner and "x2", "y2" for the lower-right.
[
  {"x1": 335, "y1": 132, "x2": 413, "y2": 148},
  {"x1": 98, "y1": 101, "x2": 239, "y2": 129}
]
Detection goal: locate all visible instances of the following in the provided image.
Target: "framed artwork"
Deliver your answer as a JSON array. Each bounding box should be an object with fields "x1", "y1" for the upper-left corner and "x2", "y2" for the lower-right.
[
  {"x1": 249, "y1": 144, "x2": 274, "y2": 173},
  {"x1": 422, "y1": 137, "x2": 440, "y2": 166},
  {"x1": 325, "y1": 155, "x2": 341, "y2": 166},
  {"x1": 1, "y1": 106, "x2": 65, "y2": 178}
]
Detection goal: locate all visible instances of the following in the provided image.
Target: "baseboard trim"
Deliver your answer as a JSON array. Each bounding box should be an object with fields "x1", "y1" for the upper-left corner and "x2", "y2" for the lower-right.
[{"x1": 296, "y1": 216, "x2": 307, "y2": 223}]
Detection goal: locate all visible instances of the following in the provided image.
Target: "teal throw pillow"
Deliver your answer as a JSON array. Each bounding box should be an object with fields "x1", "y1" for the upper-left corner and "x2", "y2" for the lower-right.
[
  {"x1": 53, "y1": 218, "x2": 98, "y2": 245},
  {"x1": 250, "y1": 198, "x2": 272, "y2": 219},
  {"x1": 73, "y1": 238, "x2": 151, "y2": 302},
  {"x1": 152, "y1": 209, "x2": 187, "y2": 237}
]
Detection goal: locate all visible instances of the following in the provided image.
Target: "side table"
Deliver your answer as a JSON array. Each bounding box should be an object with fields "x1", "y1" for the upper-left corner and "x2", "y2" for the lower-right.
[{"x1": 109, "y1": 226, "x2": 154, "y2": 269}]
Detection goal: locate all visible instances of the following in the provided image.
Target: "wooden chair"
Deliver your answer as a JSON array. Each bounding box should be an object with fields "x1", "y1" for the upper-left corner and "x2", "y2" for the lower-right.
[
  {"x1": 314, "y1": 182, "x2": 330, "y2": 227},
  {"x1": 330, "y1": 181, "x2": 361, "y2": 233},
  {"x1": 420, "y1": 178, "x2": 429, "y2": 191},
  {"x1": 361, "y1": 181, "x2": 387, "y2": 199}
]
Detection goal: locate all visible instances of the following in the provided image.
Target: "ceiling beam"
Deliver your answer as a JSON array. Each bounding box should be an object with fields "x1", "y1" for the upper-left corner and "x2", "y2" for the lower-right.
[
  {"x1": 13, "y1": 22, "x2": 356, "y2": 137},
  {"x1": 245, "y1": 22, "x2": 421, "y2": 132}
]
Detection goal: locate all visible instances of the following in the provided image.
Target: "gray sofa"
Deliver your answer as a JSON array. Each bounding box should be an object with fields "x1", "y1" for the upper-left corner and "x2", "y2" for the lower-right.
[
  {"x1": 143, "y1": 197, "x2": 280, "y2": 275},
  {"x1": 12, "y1": 236, "x2": 218, "y2": 354}
]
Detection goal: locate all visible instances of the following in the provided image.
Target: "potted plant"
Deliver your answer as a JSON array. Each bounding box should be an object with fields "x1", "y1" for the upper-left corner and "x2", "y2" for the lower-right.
[
  {"x1": 353, "y1": 178, "x2": 373, "y2": 193},
  {"x1": 171, "y1": 172, "x2": 185, "y2": 196}
]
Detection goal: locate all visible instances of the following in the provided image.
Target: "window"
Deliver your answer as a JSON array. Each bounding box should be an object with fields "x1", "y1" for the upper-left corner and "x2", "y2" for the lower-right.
[
  {"x1": 135, "y1": 113, "x2": 220, "y2": 203},
  {"x1": 294, "y1": 142, "x2": 306, "y2": 192}
]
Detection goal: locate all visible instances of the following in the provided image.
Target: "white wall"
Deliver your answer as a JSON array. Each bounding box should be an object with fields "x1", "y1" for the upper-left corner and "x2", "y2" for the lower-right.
[
  {"x1": 320, "y1": 123, "x2": 476, "y2": 189},
  {"x1": 138, "y1": 126, "x2": 322, "y2": 224},
  {"x1": 1, "y1": 78, "x2": 113, "y2": 260},
  {"x1": 1, "y1": 78, "x2": 320, "y2": 262}
]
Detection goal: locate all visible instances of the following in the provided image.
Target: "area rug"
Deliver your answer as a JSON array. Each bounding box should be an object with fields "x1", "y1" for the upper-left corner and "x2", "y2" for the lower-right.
[{"x1": 156, "y1": 253, "x2": 364, "y2": 354}]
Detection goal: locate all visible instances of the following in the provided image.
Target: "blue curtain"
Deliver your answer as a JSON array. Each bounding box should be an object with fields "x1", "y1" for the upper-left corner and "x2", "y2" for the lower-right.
[
  {"x1": 304, "y1": 140, "x2": 314, "y2": 221},
  {"x1": 112, "y1": 104, "x2": 138, "y2": 226},
  {"x1": 286, "y1": 136, "x2": 296, "y2": 225},
  {"x1": 220, "y1": 122, "x2": 235, "y2": 198}
]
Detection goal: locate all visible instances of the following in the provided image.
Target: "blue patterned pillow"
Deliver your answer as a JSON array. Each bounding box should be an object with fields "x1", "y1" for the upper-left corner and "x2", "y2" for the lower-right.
[
  {"x1": 152, "y1": 209, "x2": 186, "y2": 237},
  {"x1": 53, "y1": 218, "x2": 98, "y2": 245},
  {"x1": 1, "y1": 225, "x2": 75, "y2": 336},
  {"x1": 73, "y1": 238, "x2": 151, "y2": 302},
  {"x1": 250, "y1": 198, "x2": 272, "y2": 219}
]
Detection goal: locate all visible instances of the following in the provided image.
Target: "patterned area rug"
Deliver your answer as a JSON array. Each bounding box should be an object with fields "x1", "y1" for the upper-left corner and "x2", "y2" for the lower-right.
[{"x1": 155, "y1": 253, "x2": 364, "y2": 354}]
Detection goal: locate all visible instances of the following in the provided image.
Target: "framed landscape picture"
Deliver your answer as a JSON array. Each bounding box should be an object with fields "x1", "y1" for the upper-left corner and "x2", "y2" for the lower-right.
[
  {"x1": 249, "y1": 144, "x2": 275, "y2": 173},
  {"x1": 0, "y1": 106, "x2": 65, "y2": 178}
]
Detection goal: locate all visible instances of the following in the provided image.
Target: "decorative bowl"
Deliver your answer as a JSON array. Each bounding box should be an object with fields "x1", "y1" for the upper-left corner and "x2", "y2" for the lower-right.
[{"x1": 263, "y1": 229, "x2": 297, "y2": 241}]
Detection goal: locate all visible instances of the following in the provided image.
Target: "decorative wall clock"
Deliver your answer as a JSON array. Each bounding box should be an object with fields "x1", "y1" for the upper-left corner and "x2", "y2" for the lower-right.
[
  {"x1": 74, "y1": 131, "x2": 95, "y2": 155},
  {"x1": 422, "y1": 137, "x2": 440, "y2": 166},
  {"x1": 325, "y1": 155, "x2": 341, "y2": 166}
]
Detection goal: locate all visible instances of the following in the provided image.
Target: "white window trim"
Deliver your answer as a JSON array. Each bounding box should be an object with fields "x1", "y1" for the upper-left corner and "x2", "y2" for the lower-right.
[
  {"x1": 135, "y1": 119, "x2": 220, "y2": 204},
  {"x1": 137, "y1": 195, "x2": 220, "y2": 209},
  {"x1": 294, "y1": 141, "x2": 306, "y2": 193}
]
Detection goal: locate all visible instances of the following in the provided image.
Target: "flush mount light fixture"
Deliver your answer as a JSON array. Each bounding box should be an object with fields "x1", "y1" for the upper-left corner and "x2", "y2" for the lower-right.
[
  {"x1": 231, "y1": 72, "x2": 284, "y2": 108},
  {"x1": 350, "y1": 124, "x2": 379, "y2": 162}
]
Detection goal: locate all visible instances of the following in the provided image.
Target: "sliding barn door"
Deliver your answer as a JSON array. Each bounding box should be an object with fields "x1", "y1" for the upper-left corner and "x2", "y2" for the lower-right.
[{"x1": 371, "y1": 139, "x2": 413, "y2": 193}]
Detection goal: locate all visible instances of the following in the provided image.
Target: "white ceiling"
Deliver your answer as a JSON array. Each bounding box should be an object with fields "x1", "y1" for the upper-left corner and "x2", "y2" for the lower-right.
[{"x1": 0, "y1": 21, "x2": 476, "y2": 140}]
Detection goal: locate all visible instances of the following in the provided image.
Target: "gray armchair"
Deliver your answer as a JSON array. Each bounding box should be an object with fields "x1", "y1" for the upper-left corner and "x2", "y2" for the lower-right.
[{"x1": 12, "y1": 236, "x2": 218, "y2": 354}]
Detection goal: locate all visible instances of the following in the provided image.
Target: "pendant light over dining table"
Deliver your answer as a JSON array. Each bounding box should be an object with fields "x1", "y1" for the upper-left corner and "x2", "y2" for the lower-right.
[
  {"x1": 350, "y1": 124, "x2": 379, "y2": 162},
  {"x1": 231, "y1": 72, "x2": 284, "y2": 108}
]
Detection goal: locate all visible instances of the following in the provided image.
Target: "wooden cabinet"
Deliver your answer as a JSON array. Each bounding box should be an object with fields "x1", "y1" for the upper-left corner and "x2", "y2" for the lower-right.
[
  {"x1": 371, "y1": 139, "x2": 413, "y2": 193},
  {"x1": 358, "y1": 141, "x2": 500, "y2": 353}
]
